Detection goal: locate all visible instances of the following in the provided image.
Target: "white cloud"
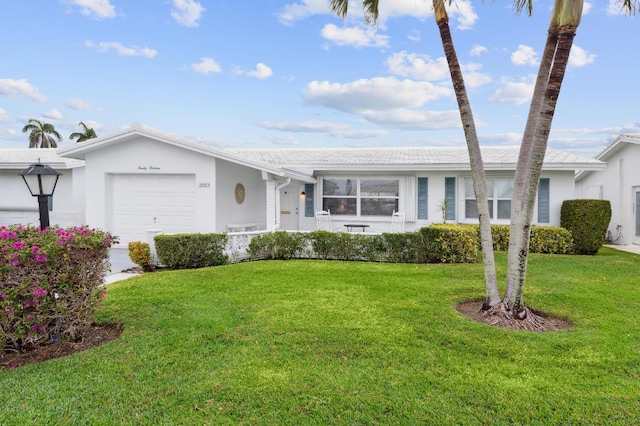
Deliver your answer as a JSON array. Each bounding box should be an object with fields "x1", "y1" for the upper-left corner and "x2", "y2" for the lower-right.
[
  {"x1": 321, "y1": 24, "x2": 390, "y2": 48},
  {"x1": 43, "y1": 109, "x2": 63, "y2": 120},
  {"x1": 386, "y1": 52, "x2": 450, "y2": 81},
  {"x1": 277, "y1": 0, "x2": 331, "y2": 25},
  {"x1": 303, "y1": 77, "x2": 452, "y2": 114},
  {"x1": 470, "y1": 44, "x2": 487, "y2": 57},
  {"x1": 66, "y1": 97, "x2": 102, "y2": 111},
  {"x1": 260, "y1": 120, "x2": 349, "y2": 133},
  {"x1": 260, "y1": 120, "x2": 388, "y2": 139},
  {"x1": 461, "y1": 63, "x2": 492, "y2": 88},
  {"x1": 62, "y1": 0, "x2": 116, "y2": 20},
  {"x1": 363, "y1": 109, "x2": 461, "y2": 130},
  {"x1": 407, "y1": 30, "x2": 420, "y2": 42},
  {"x1": 489, "y1": 76, "x2": 535, "y2": 105},
  {"x1": 334, "y1": 129, "x2": 388, "y2": 139},
  {"x1": 264, "y1": 134, "x2": 300, "y2": 145},
  {"x1": 0, "y1": 78, "x2": 47, "y2": 102},
  {"x1": 0, "y1": 108, "x2": 10, "y2": 122},
  {"x1": 387, "y1": 51, "x2": 490, "y2": 88},
  {"x1": 278, "y1": 0, "x2": 477, "y2": 29},
  {"x1": 171, "y1": 0, "x2": 205, "y2": 27},
  {"x1": 511, "y1": 45, "x2": 538, "y2": 66},
  {"x1": 569, "y1": 45, "x2": 596, "y2": 67},
  {"x1": 84, "y1": 40, "x2": 157, "y2": 58},
  {"x1": 191, "y1": 57, "x2": 222, "y2": 74},
  {"x1": 606, "y1": 0, "x2": 630, "y2": 15},
  {"x1": 237, "y1": 63, "x2": 273, "y2": 79}
]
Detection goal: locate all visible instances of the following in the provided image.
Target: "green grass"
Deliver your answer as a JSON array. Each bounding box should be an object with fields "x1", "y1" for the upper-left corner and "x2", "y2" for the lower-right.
[{"x1": 1, "y1": 248, "x2": 639, "y2": 424}]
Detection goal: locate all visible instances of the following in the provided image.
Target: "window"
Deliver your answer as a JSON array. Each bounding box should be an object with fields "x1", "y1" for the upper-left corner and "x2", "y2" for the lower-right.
[
  {"x1": 464, "y1": 178, "x2": 513, "y2": 220},
  {"x1": 322, "y1": 178, "x2": 399, "y2": 216}
]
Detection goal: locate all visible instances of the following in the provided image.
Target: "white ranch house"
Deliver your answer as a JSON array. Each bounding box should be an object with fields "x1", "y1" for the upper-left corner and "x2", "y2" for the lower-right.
[
  {"x1": 575, "y1": 134, "x2": 640, "y2": 246},
  {"x1": 1, "y1": 124, "x2": 608, "y2": 250}
]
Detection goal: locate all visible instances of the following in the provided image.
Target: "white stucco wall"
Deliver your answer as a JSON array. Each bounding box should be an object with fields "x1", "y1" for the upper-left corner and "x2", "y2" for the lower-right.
[
  {"x1": 215, "y1": 159, "x2": 267, "y2": 231},
  {"x1": 0, "y1": 169, "x2": 78, "y2": 228},
  {"x1": 576, "y1": 143, "x2": 640, "y2": 245},
  {"x1": 82, "y1": 136, "x2": 216, "y2": 235}
]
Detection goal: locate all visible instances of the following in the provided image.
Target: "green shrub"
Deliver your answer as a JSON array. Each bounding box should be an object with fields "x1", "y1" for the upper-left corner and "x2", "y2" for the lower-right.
[
  {"x1": 1, "y1": 225, "x2": 117, "y2": 352},
  {"x1": 308, "y1": 230, "x2": 340, "y2": 260},
  {"x1": 420, "y1": 224, "x2": 478, "y2": 263},
  {"x1": 561, "y1": 199, "x2": 612, "y2": 255},
  {"x1": 128, "y1": 241, "x2": 152, "y2": 271},
  {"x1": 530, "y1": 226, "x2": 573, "y2": 254},
  {"x1": 247, "y1": 231, "x2": 306, "y2": 260},
  {"x1": 381, "y1": 232, "x2": 425, "y2": 263},
  {"x1": 154, "y1": 233, "x2": 228, "y2": 269}
]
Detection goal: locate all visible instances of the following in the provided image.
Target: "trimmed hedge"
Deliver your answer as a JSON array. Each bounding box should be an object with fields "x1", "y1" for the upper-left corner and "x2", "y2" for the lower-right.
[
  {"x1": 154, "y1": 233, "x2": 229, "y2": 269},
  {"x1": 561, "y1": 199, "x2": 611, "y2": 255},
  {"x1": 469, "y1": 224, "x2": 573, "y2": 254},
  {"x1": 420, "y1": 224, "x2": 479, "y2": 263}
]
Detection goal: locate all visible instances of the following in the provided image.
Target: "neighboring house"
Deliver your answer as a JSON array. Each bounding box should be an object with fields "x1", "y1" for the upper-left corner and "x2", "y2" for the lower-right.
[
  {"x1": 575, "y1": 134, "x2": 640, "y2": 246},
  {"x1": 1, "y1": 124, "x2": 605, "y2": 246},
  {"x1": 0, "y1": 149, "x2": 84, "y2": 228}
]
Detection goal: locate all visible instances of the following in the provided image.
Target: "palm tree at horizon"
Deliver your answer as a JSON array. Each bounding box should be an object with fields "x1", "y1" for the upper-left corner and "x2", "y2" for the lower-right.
[
  {"x1": 69, "y1": 121, "x2": 98, "y2": 143},
  {"x1": 21, "y1": 119, "x2": 62, "y2": 149}
]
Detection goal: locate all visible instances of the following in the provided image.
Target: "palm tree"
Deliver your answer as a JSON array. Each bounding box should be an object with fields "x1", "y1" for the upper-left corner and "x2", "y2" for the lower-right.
[
  {"x1": 21, "y1": 119, "x2": 62, "y2": 148},
  {"x1": 69, "y1": 121, "x2": 98, "y2": 143},
  {"x1": 330, "y1": 0, "x2": 500, "y2": 307},
  {"x1": 330, "y1": 0, "x2": 637, "y2": 329}
]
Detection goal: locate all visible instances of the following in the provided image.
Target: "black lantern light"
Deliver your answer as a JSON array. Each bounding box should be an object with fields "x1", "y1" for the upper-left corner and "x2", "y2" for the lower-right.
[{"x1": 19, "y1": 162, "x2": 61, "y2": 229}]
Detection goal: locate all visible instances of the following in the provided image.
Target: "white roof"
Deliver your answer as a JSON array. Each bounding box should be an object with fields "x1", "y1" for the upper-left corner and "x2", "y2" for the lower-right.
[
  {"x1": 57, "y1": 123, "x2": 316, "y2": 183},
  {"x1": 228, "y1": 145, "x2": 604, "y2": 173},
  {"x1": 0, "y1": 148, "x2": 84, "y2": 170},
  {"x1": 575, "y1": 134, "x2": 640, "y2": 180}
]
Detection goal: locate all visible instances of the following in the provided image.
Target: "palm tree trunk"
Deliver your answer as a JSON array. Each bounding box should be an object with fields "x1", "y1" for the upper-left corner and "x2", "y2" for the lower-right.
[
  {"x1": 433, "y1": 0, "x2": 500, "y2": 305},
  {"x1": 504, "y1": 25, "x2": 558, "y2": 310},
  {"x1": 504, "y1": 25, "x2": 577, "y2": 312}
]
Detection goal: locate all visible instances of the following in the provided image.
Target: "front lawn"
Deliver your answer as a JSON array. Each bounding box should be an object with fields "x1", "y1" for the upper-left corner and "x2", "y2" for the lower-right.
[{"x1": 1, "y1": 249, "x2": 639, "y2": 424}]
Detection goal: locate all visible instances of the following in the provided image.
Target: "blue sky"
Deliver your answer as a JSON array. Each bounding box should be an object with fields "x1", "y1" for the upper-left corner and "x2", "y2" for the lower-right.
[{"x1": 0, "y1": 0, "x2": 638, "y2": 158}]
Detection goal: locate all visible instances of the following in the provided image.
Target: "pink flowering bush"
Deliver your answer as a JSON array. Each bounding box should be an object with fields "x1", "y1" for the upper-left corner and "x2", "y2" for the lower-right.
[{"x1": 1, "y1": 225, "x2": 118, "y2": 352}]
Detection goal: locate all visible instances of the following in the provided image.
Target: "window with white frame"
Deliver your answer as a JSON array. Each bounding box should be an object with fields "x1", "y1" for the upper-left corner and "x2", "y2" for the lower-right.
[
  {"x1": 322, "y1": 178, "x2": 399, "y2": 216},
  {"x1": 464, "y1": 178, "x2": 514, "y2": 220}
]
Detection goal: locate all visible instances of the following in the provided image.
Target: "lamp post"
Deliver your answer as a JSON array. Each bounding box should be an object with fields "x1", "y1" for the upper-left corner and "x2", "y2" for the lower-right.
[{"x1": 19, "y1": 162, "x2": 61, "y2": 229}]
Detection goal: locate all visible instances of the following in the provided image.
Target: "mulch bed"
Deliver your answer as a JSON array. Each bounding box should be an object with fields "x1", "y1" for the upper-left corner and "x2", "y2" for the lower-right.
[
  {"x1": 455, "y1": 299, "x2": 573, "y2": 331},
  {"x1": 1, "y1": 323, "x2": 123, "y2": 370}
]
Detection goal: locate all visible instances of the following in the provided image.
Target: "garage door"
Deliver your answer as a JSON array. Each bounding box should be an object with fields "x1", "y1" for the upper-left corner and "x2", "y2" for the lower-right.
[{"x1": 110, "y1": 174, "x2": 196, "y2": 244}]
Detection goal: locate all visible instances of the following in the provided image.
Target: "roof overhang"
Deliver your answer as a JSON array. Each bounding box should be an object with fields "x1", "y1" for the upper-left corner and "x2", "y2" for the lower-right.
[{"x1": 57, "y1": 124, "x2": 316, "y2": 183}]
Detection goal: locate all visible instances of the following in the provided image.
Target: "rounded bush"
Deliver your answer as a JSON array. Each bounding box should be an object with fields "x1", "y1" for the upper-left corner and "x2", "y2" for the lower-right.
[{"x1": 560, "y1": 199, "x2": 611, "y2": 255}]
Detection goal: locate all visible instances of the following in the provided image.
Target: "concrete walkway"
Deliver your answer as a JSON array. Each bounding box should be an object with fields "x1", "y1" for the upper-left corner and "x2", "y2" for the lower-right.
[{"x1": 604, "y1": 244, "x2": 640, "y2": 255}]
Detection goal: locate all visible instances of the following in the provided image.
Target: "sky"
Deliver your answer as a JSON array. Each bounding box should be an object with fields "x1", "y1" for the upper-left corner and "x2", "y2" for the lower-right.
[{"x1": 0, "y1": 0, "x2": 638, "y2": 158}]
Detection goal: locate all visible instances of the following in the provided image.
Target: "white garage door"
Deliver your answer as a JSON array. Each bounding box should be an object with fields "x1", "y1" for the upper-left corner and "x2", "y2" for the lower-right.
[{"x1": 110, "y1": 174, "x2": 196, "y2": 244}]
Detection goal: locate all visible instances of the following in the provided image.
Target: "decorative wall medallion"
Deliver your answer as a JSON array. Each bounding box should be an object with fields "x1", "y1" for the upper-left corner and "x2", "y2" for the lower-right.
[{"x1": 235, "y1": 183, "x2": 245, "y2": 204}]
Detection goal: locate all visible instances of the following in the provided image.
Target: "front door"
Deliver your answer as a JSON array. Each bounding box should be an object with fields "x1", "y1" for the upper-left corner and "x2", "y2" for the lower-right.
[
  {"x1": 634, "y1": 188, "x2": 640, "y2": 245},
  {"x1": 279, "y1": 188, "x2": 299, "y2": 231}
]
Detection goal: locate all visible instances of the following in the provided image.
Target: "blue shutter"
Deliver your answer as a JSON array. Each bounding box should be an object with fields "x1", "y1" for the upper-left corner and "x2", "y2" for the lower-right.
[
  {"x1": 304, "y1": 184, "x2": 315, "y2": 217},
  {"x1": 418, "y1": 178, "x2": 428, "y2": 220},
  {"x1": 445, "y1": 177, "x2": 456, "y2": 221},
  {"x1": 537, "y1": 178, "x2": 550, "y2": 223}
]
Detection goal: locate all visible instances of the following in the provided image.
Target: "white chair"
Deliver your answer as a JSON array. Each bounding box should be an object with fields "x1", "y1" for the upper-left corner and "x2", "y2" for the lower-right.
[
  {"x1": 390, "y1": 210, "x2": 405, "y2": 233},
  {"x1": 315, "y1": 210, "x2": 333, "y2": 231}
]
